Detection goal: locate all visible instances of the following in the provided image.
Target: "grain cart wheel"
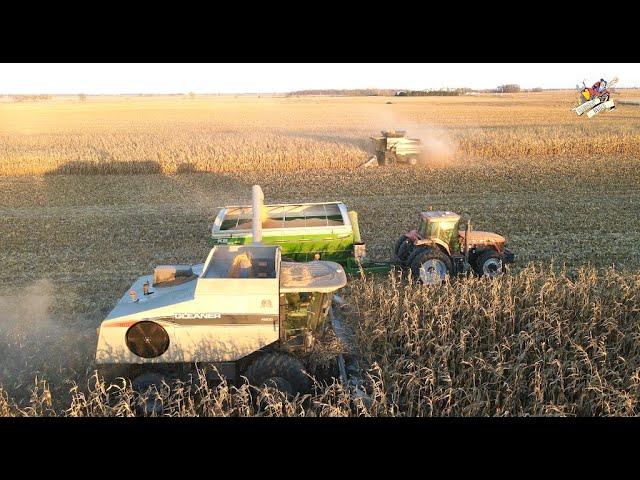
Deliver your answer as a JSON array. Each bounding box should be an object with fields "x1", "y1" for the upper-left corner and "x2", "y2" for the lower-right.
[
  {"x1": 394, "y1": 235, "x2": 414, "y2": 266},
  {"x1": 245, "y1": 353, "x2": 310, "y2": 395},
  {"x1": 409, "y1": 247, "x2": 452, "y2": 285},
  {"x1": 474, "y1": 249, "x2": 505, "y2": 278}
]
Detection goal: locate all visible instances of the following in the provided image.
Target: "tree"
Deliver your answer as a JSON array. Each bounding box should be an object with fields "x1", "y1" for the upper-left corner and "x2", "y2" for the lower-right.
[
  {"x1": 496, "y1": 84, "x2": 521, "y2": 93},
  {"x1": 79, "y1": 93, "x2": 87, "y2": 102}
]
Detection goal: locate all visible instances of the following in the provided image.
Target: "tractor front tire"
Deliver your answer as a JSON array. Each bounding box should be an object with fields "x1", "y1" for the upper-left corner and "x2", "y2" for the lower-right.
[
  {"x1": 473, "y1": 249, "x2": 505, "y2": 278},
  {"x1": 244, "y1": 353, "x2": 310, "y2": 395},
  {"x1": 394, "y1": 235, "x2": 414, "y2": 266},
  {"x1": 409, "y1": 247, "x2": 452, "y2": 285}
]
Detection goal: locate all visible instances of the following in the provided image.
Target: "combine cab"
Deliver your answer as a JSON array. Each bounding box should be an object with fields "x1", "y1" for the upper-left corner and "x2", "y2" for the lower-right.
[{"x1": 370, "y1": 130, "x2": 424, "y2": 166}]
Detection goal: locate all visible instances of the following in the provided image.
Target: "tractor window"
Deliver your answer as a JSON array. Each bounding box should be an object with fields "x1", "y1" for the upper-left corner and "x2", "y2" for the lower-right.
[
  {"x1": 424, "y1": 220, "x2": 460, "y2": 251},
  {"x1": 419, "y1": 219, "x2": 428, "y2": 238},
  {"x1": 282, "y1": 292, "x2": 325, "y2": 337},
  {"x1": 435, "y1": 221, "x2": 459, "y2": 251}
]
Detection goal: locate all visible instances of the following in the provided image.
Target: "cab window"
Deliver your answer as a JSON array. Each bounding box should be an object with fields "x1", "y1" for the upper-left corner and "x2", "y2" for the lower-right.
[{"x1": 282, "y1": 292, "x2": 326, "y2": 337}]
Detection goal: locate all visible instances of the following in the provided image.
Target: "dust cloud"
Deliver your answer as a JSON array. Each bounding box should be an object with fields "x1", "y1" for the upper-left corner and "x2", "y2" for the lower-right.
[
  {"x1": 365, "y1": 104, "x2": 462, "y2": 168},
  {"x1": 0, "y1": 279, "x2": 94, "y2": 403},
  {"x1": 409, "y1": 125, "x2": 459, "y2": 168},
  {"x1": 0, "y1": 279, "x2": 56, "y2": 341}
]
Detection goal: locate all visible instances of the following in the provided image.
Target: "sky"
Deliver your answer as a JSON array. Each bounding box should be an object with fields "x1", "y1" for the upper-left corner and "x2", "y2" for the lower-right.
[{"x1": 0, "y1": 63, "x2": 638, "y2": 94}]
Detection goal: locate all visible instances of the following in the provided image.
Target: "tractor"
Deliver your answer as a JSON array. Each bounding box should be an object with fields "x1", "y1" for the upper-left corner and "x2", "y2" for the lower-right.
[
  {"x1": 394, "y1": 210, "x2": 515, "y2": 285},
  {"x1": 370, "y1": 130, "x2": 424, "y2": 166}
]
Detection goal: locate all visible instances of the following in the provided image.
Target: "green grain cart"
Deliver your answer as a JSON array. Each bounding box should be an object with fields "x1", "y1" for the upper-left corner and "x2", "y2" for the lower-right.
[{"x1": 210, "y1": 200, "x2": 389, "y2": 275}]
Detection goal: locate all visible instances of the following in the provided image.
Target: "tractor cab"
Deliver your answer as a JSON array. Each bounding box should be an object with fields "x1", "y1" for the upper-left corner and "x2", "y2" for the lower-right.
[{"x1": 418, "y1": 211, "x2": 461, "y2": 254}]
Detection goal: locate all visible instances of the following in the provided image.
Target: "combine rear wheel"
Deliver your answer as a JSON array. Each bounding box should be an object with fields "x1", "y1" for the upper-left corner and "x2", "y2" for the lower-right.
[
  {"x1": 244, "y1": 353, "x2": 310, "y2": 395},
  {"x1": 409, "y1": 247, "x2": 452, "y2": 285}
]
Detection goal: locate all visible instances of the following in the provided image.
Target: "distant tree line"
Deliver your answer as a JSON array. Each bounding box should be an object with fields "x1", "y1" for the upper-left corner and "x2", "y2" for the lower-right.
[
  {"x1": 495, "y1": 84, "x2": 521, "y2": 93},
  {"x1": 287, "y1": 89, "x2": 398, "y2": 97},
  {"x1": 287, "y1": 88, "x2": 480, "y2": 97},
  {"x1": 395, "y1": 88, "x2": 472, "y2": 96},
  {"x1": 10, "y1": 94, "x2": 52, "y2": 102},
  {"x1": 285, "y1": 86, "x2": 554, "y2": 96}
]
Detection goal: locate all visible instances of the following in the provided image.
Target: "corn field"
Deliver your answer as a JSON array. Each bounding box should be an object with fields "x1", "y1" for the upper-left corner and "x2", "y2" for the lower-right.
[
  {"x1": 1, "y1": 93, "x2": 639, "y2": 416},
  {"x1": 1, "y1": 92, "x2": 640, "y2": 176},
  {"x1": 1, "y1": 266, "x2": 639, "y2": 416}
]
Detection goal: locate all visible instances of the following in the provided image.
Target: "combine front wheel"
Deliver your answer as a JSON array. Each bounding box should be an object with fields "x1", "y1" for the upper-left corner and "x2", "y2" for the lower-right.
[{"x1": 244, "y1": 353, "x2": 310, "y2": 395}]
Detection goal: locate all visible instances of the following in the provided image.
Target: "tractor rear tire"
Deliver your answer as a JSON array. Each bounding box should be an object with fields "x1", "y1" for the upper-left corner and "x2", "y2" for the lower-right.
[
  {"x1": 394, "y1": 235, "x2": 414, "y2": 266},
  {"x1": 473, "y1": 249, "x2": 505, "y2": 278},
  {"x1": 409, "y1": 247, "x2": 452, "y2": 285},
  {"x1": 244, "y1": 353, "x2": 310, "y2": 395}
]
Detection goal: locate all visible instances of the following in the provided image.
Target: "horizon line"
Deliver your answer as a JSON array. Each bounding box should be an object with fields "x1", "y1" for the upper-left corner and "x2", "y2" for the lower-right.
[{"x1": 4, "y1": 87, "x2": 639, "y2": 96}]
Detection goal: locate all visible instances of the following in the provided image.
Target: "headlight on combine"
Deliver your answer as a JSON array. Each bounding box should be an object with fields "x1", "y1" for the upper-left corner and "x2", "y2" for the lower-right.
[{"x1": 125, "y1": 321, "x2": 170, "y2": 358}]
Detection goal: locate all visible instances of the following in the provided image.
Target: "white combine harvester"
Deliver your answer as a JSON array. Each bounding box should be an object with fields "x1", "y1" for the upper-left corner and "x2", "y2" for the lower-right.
[
  {"x1": 95, "y1": 186, "x2": 364, "y2": 399},
  {"x1": 364, "y1": 130, "x2": 424, "y2": 167}
]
